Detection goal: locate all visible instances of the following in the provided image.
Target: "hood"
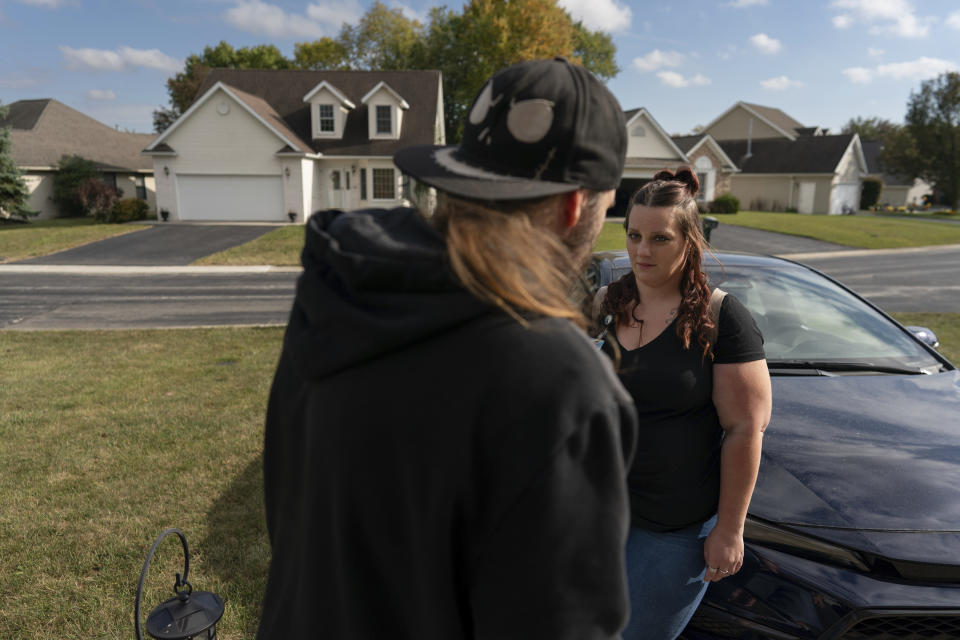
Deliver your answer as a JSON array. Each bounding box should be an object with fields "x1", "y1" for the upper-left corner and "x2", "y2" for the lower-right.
[
  {"x1": 283, "y1": 208, "x2": 490, "y2": 380},
  {"x1": 750, "y1": 370, "x2": 960, "y2": 533}
]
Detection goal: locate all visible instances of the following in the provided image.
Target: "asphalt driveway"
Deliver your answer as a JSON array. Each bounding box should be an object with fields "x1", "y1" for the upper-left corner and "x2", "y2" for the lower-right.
[{"x1": 18, "y1": 223, "x2": 283, "y2": 266}]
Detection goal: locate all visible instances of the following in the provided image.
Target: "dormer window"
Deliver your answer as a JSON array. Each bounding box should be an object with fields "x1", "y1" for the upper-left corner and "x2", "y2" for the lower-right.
[
  {"x1": 319, "y1": 105, "x2": 335, "y2": 133},
  {"x1": 362, "y1": 81, "x2": 409, "y2": 141},
  {"x1": 376, "y1": 105, "x2": 392, "y2": 135},
  {"x1": 303, "y1": 81, "x2": 354, "y2": 139}
]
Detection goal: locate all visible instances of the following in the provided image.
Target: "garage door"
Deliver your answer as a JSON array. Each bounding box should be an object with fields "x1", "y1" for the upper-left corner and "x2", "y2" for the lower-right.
[
  {"x1": 176, "y1": 175, "x2": 284, "y2": 221},
  {"x1": 830, "y1": 183, "x2": 860, "y2": 215}
]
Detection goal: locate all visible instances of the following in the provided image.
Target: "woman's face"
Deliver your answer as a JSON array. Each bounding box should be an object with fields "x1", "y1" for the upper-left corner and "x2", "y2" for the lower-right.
[{"x1": 625, "y1": 204, "x2": 688, "y2": 290}]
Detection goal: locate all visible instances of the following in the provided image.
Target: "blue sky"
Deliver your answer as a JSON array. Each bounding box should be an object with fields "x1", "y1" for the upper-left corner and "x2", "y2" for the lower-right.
[{"x1": 2, "y1": 0, "x2": 959, "y2": 136}]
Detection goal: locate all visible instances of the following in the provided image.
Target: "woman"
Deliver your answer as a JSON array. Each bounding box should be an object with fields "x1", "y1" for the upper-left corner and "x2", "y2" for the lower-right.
[{"x1": 595, "y1": 168, "x2": 772, "y2": 640}]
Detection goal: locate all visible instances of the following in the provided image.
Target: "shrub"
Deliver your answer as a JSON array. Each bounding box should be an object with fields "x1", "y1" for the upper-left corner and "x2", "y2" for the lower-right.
[
  {"x1": 860, "y1": 178, "x2": 882, "y2": 209},
  {"x1": 53, "y1": 156, "x2": 100, "y2": 217},
  {"x1": 77, "y1": 177, "x2": 119, "y2": 220},
  {"x1": 711, "y1": 193, "x2": 740, "y2": 214},
  {"x1": 104, "y1": 198, "x2": 149, "y2": 223}
]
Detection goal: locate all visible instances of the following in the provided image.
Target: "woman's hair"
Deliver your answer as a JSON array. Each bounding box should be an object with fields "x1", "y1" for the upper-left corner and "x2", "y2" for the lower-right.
[
  {"x1": 431, "y1": 190, "x2": 605, "y2": 329},
  {"x1": 603, "y1": 167, "x2": 716, "y2": 358}
]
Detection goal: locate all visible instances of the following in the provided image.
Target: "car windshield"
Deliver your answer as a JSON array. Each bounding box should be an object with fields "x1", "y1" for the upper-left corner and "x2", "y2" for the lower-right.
[{"x1": 707, "y1": 263, "x2": 942, "y2": 371}]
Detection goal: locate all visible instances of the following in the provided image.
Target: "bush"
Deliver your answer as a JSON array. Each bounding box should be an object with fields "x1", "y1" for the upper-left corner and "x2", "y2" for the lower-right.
[
  {"x1": 53, "y1": 156, "x2": 100, "y2": 217},
  {"x1": 77, "y1": 177, "x2": 119, "y2": 220},
  {"x1": 103, "y1": 198, "x2": 149, "y2": 223},
  {"x1": 711, "y1": 193, "x2": 740, "y2": 214},
  {"x1": 860, "y1": 178, "x2": 882, "y2": 209}
]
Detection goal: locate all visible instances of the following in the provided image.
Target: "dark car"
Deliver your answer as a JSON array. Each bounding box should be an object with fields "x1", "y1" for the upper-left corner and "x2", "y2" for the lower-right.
[{"x1": 589, "y1": 250, "x2": 960, "y2": 640}]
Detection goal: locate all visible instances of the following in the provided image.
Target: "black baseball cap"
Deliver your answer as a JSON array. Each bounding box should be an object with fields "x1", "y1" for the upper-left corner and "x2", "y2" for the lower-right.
[{"x1": 393, "y1": 57, "x2": 627, "y2": 201}]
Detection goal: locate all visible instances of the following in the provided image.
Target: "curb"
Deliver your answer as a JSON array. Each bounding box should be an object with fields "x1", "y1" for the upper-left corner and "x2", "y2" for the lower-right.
[{"x1": 0, "y1": 265, "x2": 302, "y2": 275}]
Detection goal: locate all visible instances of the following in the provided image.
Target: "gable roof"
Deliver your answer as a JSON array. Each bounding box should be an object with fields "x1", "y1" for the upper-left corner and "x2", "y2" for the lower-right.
[
  {"x1": 671, "y1": 134, "x2": 739, "y2": 171},
  {"x1": 703, "y1": 101, "x2": 805, "y2": 141},
  {"x1": 716, "y1": 134, "x2": 858, "y2": 174},
  {"x1": 623, "y1": 107, "x2": 688, "y2": 161},
  {"x1": 172, "y1": 68, "x2": 441, "y2": 157},
  {"x1": 1, "y1": 99, "x2": 154, "y2": 171},
  {"x1": 861, "y1": 139, "x2": 914, "y2": 186}
]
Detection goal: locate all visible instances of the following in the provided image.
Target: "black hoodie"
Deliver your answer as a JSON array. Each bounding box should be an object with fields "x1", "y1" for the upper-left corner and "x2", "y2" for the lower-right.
[{"x1": 257, "y1": 207, "x2": 638, "y2": 639}]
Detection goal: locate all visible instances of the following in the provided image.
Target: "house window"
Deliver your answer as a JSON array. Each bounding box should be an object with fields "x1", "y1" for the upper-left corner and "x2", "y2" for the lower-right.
[
  {"x1": 134, "y1": 175, "x2": 146, "y2": 200},
  {"x1": 331, "y1": 170, "x2": 341, "y2": 191},
  {"x1": 360, "y1": 168, "x2": 367, "y2": 200},
  {"x1": 102, "y1": 173, "x2": 118, "y2": 192},
  {"x1": 345, "y1": 171, "x2": 350, "y2": 190},
  {"x1": 631, "y1": 125, "x2": 646, "y2": 137},
  {"x1": 318, "y1": 104, "x2": 335, "y2": 132},
  {"x1": 376, "y1": 105, "x2": 392, "y2": 135},
  {"x1": 372, "y1": 168, "x2": 395, "y2": 199}
]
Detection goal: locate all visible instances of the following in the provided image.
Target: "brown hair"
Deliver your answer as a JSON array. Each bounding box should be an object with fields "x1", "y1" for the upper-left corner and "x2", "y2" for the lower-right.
[
  {"x1": 603, "y1": 167, "x2": 716, "y2": 358},
  {"x1": 432, "y1": 191, "x2": 606, "y2": 329}
]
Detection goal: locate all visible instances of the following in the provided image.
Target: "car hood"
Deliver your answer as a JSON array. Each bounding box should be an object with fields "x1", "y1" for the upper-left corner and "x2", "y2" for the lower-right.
[{"x1": 750, "y1": 369, "x2": 960, "y2": 533}]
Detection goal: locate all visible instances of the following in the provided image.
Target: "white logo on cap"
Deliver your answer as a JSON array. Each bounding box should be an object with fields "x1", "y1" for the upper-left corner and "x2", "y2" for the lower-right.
[{"x1": 506, "y1": 99, "x2": 555, "y2": 143}]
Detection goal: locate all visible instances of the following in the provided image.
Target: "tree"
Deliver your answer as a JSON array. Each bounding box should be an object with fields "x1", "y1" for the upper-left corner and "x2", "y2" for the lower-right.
[
  {"x1": 76, "y1": 177, "x2": 119, "y2": 220},
  {"x1": 882, "y1": 72, "x2": 960, "y2": 209},
  {"x1": 841, "y1": 116, "x2": 901, "y2": 142},
  {"x1": 293, "y1": 37, "x2": 351, "y2": 71},
  {"x1": 153, "y1": 42, "x2": 293, "y2": 132},
  {"x1": 52, "y1": 156, "x2": 101, "y2": 217},
  {"x1": 0, "y1": 103, "x2": 32, "y2": 219}
]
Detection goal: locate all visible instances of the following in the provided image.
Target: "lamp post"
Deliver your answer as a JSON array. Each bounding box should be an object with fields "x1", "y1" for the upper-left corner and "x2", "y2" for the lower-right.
[{"x1": 135, "y1": 528, "x2": 224, "y2": 640}]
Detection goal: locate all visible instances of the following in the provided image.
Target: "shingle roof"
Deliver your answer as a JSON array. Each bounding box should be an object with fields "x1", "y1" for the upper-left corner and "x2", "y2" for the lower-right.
[
  {"x1": 193, "y1": 68, "x2": 442, "y2": 156},
  {"x1": 717, "y1": 134, "x2": 855, "y2": 174},
  {"x1": 1, "y1": 99, "x2": 154, "y2": 171},
  {"x1": 670, "y1": 135, "x2": 702, "y2": 154},
  {"x1": 740, "y1": 102, "x2": 805, "y2": 137},
  {"x1": 861, "y1": 138, "x2": 913, "y2": 186}
]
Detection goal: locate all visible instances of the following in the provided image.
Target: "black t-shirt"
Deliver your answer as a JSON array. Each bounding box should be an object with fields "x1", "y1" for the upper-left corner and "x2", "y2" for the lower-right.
[{"x1": 602, "y1": 293, "x2": 765, "y2": 531}]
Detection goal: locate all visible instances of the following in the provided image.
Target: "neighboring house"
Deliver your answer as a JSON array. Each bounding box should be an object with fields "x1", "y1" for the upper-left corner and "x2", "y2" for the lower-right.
[
  {"x1": 670, "y1": 134, "x2": 739, "y2": 204},
  {"x1": 0, "y1": 99, "x2": 155, "y2": 219},
  {"x1": 702, "y1": 101, "x2": 865, "y2": 214},
  {"x1": 144, "y1": 69, "x2": 444, "y2": 222},
  {"x1": 614, "y1": 108, "x2": 690, "y2": 215},
  {"x1": 861, "y1": 139, "x2": 931, "y2": 209}
]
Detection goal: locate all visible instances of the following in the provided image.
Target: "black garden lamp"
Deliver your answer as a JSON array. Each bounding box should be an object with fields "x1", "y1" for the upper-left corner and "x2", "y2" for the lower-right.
[{"x1": 135, "y1": 528, "x2": 224, "y2": 640}]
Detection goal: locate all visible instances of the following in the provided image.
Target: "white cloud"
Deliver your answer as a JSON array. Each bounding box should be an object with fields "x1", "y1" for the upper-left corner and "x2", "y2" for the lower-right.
[
  {"x1": 726, "y1": 0, "x2": 767, "y2": 6},
  {"x1": 760, "y1": 75, "x2": 802, "y2": 90},
  {"x1": 225, "y1": 1, "x2": 358, "y2": 38},
  {"x1": 59, "y1": 46, "x2": 182, "y2": 72},
  {"x1": 832, "y1": 14, "x2": 852, "y2": 28},
  {"x1": 558, "y1": 0, "x2": 632, "y2": 33},
  {"x1": 947, "y1": 11, "x2": 960, "y2": 30},
  {"x1": 632, "y1": 49, "x2": 685, "y2": 72},
  {"x1": 829, "y1": 0, "x2": 932, "y2": 38},
  {"x1": 657, "y1": 71, "x2": 710, "y2": 88},
  {"x1": 87, "y1": 89, "x2": 117, "y2": 101},
  {"x1": 842, "y1": 57, "x2": 959, "y2": 84},
  {"x1": 843, "y1": 67, "x2": 873, "y2": 83},
  {"x1": 749, "y1": 33, "x2": 781, "y2": 54},
  {"x1": 868, "y1": 47, "x2": 884, "y2": 57}
]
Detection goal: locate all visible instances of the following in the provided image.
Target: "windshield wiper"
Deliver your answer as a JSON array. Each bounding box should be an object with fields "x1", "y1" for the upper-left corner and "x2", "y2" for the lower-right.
[{"x1": 767, "y1": 360, "x2": 937, "y2": 375}]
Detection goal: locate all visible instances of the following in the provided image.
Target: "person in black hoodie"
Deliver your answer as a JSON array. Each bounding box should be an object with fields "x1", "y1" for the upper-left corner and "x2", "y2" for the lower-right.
[{"x1": 257, "y1": 58, "x2": 638, "y2": 640}]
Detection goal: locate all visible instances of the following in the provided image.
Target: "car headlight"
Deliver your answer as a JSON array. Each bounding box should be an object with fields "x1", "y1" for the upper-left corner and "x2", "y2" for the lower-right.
[{"x1": 744, "y1": 517, "x2": 870, "y2": 572}]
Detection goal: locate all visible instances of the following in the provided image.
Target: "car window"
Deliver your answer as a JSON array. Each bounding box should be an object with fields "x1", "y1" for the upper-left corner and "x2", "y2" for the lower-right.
[{"x1": 708, "y1": 264, "x2": 938, "y2": 367}]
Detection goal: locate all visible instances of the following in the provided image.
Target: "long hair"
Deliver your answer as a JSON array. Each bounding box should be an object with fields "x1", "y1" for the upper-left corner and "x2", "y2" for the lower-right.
[
  {"x1": 432, "y1": 191, "x2": 605, "y2": 330},
  {"x1": 603, "y1": 167, "x2": 716, "y2": 358}
]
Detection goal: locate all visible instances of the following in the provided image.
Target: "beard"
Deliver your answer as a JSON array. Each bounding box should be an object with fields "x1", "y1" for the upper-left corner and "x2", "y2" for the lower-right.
[{"x1": 562, "y1": 194, "x2": 606, "y2": 270}]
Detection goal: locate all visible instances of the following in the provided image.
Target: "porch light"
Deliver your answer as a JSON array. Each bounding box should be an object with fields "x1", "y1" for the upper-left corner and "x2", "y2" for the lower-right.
[
  {"x1": 135, "y1": 528, "x2": 224, "y2": 640},
  {"x1": 288, "y1": 211, "x2": 297, "y2": 223}
]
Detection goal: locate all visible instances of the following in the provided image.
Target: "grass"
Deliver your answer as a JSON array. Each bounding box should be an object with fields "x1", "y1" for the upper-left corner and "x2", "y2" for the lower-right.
[
  {"x1": 0, "y1": 328, "x2": 283, "y2": 639},
  {"x1": 0, "y1": 218, "x2": 145, "y2": 263},
  {"x1": 193, "y1": 226, "x2": 305, "y2": 266},
  {"x1": 890, "y1": 313, "x2": 960, "y2": 365},
  {"x1": 716, "y1": 211, "x2": 960, "y2": 249}
]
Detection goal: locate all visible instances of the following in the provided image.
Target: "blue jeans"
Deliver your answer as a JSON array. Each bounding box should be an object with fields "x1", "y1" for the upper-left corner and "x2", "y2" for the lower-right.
[{"x1": 621, "y1": 515, "x2": 717, "y2": 640}]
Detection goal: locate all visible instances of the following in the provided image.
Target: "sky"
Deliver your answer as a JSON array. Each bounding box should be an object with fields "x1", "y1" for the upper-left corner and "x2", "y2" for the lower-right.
[{"x1": 2, "y1": 0, "x2": 959, "y2": 137}]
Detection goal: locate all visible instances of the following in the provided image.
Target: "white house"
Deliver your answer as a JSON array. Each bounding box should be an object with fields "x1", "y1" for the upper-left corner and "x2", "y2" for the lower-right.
[{"x1": 144, "y1": 69, "x2": 444, "y2": 222}]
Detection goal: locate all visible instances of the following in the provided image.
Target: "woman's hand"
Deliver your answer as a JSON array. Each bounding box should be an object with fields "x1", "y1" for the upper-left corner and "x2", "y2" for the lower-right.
[{"x1": 703, "y1": 525, "x2": 744, "y2": 582}]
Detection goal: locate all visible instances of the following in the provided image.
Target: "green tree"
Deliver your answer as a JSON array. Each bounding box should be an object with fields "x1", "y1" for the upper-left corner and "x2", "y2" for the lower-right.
[
  {"x1": 338, "y1": 0, "x2": 423, "y2": 70},
  {"x1": 882, "y1": 72, "x2": 960, "y2": 209},
  {"x1": 52, "y1": 156, "x2": 100, "y2": 217},
  {"x1": 293, "y1": 37, "x2": 352, "y2": 70},
  {"x1": 0, "y1": 103, "x2": 32, "y2": 219},
  {"x1": 841, "y1": 116, "x2": 901, "y2": 142},
  {"x1": 153, "y1": 42, "x2": 293, "y2": 132}
]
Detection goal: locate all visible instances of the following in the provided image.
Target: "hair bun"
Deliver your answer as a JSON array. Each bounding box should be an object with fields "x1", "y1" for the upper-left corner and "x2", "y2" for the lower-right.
[
  {"x1": 673, "y1": 167, "x2": 700, "y2": 197},
  {"x1": 652, "y1": 169, "x2": 675, "y2": 182}
]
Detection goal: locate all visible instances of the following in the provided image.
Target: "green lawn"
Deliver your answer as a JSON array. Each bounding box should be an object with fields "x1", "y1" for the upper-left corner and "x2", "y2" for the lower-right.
[
  {"x1": 716, "y1": 211, "x2": 960, "y2": 249},
  {"x1": 1, "y1": 313, "x2": 957, "y2": 637},
  {"x1": 193, "y1": 225, "x2": 305, "y2": 266},
  {"x1": 0, "y1": 328, "x2": 283, "y2": 639},
  {"x1": 0, "y1": 218, "x2": 145, "y2": 263}
]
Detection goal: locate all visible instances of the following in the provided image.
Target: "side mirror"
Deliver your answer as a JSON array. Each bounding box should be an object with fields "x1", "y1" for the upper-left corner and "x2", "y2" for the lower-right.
[{"x1": 906, "y1": 326, "x2": 940, "y2": 349}]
